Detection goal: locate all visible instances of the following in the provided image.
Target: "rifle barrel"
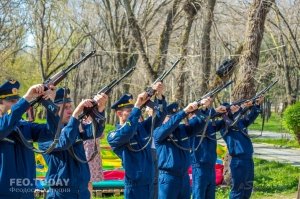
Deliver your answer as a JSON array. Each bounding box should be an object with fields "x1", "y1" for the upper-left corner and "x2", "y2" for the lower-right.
[
  {"x1": 64, "y1": 50, "x2": 96, "y2": 74},
  {"x1": 199, "y1": 80, "x2": 233, "y2": 101},
  {"x1": 154, "y1": 58, "x2": 181, "y2": 84},
  {"x1": 98, "y1": 67, "x2": 135, "y2": 94}
]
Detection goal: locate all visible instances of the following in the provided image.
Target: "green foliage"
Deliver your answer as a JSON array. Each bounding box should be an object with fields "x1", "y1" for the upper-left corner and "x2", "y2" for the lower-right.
[
  {"x1": 103, "y1": 124, "x2": 116, "y2": 135},
  {"x1": 0, "y1": 54, "x2": 42, "y2": 94},
  {"x1": 216, "y1": 158, "x2": 300, "y2": 198},
  {"x1": 216, "y1": 159, "x2": 300, "y2": 199},
  {"x1": 249, "y1": 113, "x2": 286, "y2": 133},
  {"x1": 283, "y1": 102, "x2": 300, "y2": 137},
  {"x1": 100, "y1": 124, "x2": 115, "y2": 146},
  {"x1": 252, "y1": 138, "x2": 300, "y2": 148},
  {"x1": 253, "y1": 158, "x2": 300, "y2": 196}
]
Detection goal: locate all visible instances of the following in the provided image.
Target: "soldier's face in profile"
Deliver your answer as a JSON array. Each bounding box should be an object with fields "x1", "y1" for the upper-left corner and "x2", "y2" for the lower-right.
[
  {"x1": 117, "y1": 108, "x2": 132, "y2": 123},
  {"x1": 58, "y1": 102, "x2": 73, "y2": 124},
  {"x1": 1, "y1": 98, "x2": 18, "y2": 113}
]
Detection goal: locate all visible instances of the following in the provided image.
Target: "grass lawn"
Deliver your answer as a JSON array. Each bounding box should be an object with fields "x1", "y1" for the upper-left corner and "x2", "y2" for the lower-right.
[
  {"x1": 91, "y1": 158, "x2": 300, "y2": 199},
  {"x1": 252, "y1": 138, "x2": 300, "y2": 149},
  {"x1": 248, "y1": 113, "x2": 287, "y2": 133}
]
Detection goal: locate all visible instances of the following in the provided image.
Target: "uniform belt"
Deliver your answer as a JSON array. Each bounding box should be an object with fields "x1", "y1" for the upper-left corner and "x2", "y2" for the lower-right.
[
  {"x1": 231, "y1": 153, "x2": 253, "y2": 159},
  {"x1": 192, "y1": 162, "x2": 215, "y2": 168},
  {"x1": 159, "y1": 169, "x2": 186, "y2": 177},
  {"x1": 129, "y1": 136, "x2": 150, "y2": 146},
  {"x1": 124, "y1": 180, "x2": 151, "y2": 186},
  {"x1": 0, "y1": 138, "x2": 15, "y2": 144},
  {"x1": 196, "y1": 134, "x2": 208, "y2": 138},
  {"x1": 167, "y1": 136, "x2": 189, "y2": 142}
]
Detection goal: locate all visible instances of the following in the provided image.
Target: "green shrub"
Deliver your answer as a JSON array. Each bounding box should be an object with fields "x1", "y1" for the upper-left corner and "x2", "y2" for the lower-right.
[{"x1": 283, "y1": 102, "x2": 300, "y2": 144}]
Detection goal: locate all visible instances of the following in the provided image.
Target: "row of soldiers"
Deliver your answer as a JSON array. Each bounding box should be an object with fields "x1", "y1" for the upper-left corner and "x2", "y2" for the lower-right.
[{"x1": 0, "y1": 78, "x2": 263, "y2": 199}]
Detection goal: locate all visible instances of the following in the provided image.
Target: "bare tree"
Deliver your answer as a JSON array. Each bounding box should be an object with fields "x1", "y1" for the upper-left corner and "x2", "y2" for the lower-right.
[
  {"x1": 26, "y1": 0, "x2": 88, "y2": 82},
  {"x1": 199, "y1": 0, "x2": 217, "y2": 95},
  {"x1": 0, "y1": 0, "x2": 27, "y2": 79},
  {"x1": 232, "y1": 0, "x2": 275, "y2": 101},
  {"x1": 174, "y1": 0, "x2": 201, "y2": 104}
]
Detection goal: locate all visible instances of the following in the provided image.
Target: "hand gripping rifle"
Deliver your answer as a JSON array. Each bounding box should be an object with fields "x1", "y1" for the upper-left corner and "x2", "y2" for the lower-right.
[
  {"x1": 144, "y1": 58, "x2": 181, "y2": 109},
  {"x1": 212, "y1": 79, "x2": 279, "y2": 119},
  {"x1": 30, "y1": 50, "x2": 96, "y2": 115},
  {"x1": 126, "y1": 59, "x2": 181, "y2": 153},
  {"x1": 229, "y1": 79, "x2": 278, "y2": 129},
  {"x1": 15, "y1": 51, "x2": 96, "y2": 155},
  {"x1": 78, "y1": 66, "x2": 136, "y2": 120},
  {"x1": 171, "y1": 80, "x2": 233, "y2": 152},
  {"x1": 69, "y1": 67, "x2": 135, "y2": 163},
  {"x1": 196, "y1": 80, "x2": 233, "y2": 107}
]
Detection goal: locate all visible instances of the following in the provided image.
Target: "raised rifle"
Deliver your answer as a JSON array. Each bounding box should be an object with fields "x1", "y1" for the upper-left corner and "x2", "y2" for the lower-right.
[
  {"x1": 72, "y1": 67, "x2": 135, "y2": 163},
  {"x1": 186, "y1": 80, "x2": 233, "y2": 150},
  {"x1": 145, "y1": 58, "x2": 181, "y2": 109},
  {"x1": 196, "y1": 80, "x2": 233, "y2": 106},
  {"x1": 212, "y1": 79, "x2": 278, "y2": 119},
  {"x1": 78, "y1": 66, "x2": 136, "y2": 120},
  {"x1": 30, "y1": 50, "x2": 96, "y2": 115},
  {"x1": 230, "y1": 79, "x2": 278, "y2": 128}
]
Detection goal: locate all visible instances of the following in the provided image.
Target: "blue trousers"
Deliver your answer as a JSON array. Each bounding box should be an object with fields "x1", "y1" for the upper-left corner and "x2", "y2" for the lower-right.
[
  {"x1": 47, "y1": 187, "x2": 90, "y2": 199},
  {"x1": 192, "y1": 164, "x2": 216, "y2": 199},
  {"x1": 158, "y1": 171, "x2": 190, "y2": 199},
  {"x1": 125, "y1": 183, "x2": 153, "y2": 199},
  {"x1": 230, "y1": 157, "x2": 254, "y2": 199}
]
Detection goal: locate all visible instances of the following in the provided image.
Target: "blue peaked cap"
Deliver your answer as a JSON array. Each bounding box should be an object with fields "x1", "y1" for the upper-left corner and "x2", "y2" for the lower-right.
[{"x1": 111, "y1": 93, "x2": 134, "y2": 110}]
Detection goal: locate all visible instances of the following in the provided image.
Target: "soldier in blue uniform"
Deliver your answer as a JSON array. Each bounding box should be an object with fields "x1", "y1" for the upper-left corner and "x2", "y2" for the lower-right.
[
  {"x1": 107, "y1": 82, "x2": 166, "y2": 199},
  {"x1": 154, "y1": 99, "x2": 223, "y2": 199},
  {"x1": 0, "y1": 79, "x2": 55, "y2": 199},
  {"x1": 220, "y1": 97, "x2": 264, "y2": 199},
  {"x1": 153, "y1": 101, "x2": 204, "y2": 199},
  {"x1": 190, "y1": 98, "x2": 227, "y2": 199},
  {"x1": 38, "y1": 88, "x2": 108, "y2": 199}
]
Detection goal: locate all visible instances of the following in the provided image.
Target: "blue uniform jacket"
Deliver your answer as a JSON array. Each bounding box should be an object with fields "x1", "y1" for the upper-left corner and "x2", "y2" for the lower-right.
[
  {"x1": 191, "y1": 108, "x2": 225, "y2": 166},
  {"x1": 38, "y1": 111, "x2": 105, "y2": 190},
  {"x1": 220, "y1": 105, "x2": 261, "y2": 158},
  {"x1": 107, "y1": 102, "x2": 166, "y2": 186},
  {"x1": 154, "y1": 110, "x2": 202, "y2": 176},
  {"x1": 0, "y1": 98, "x2": 50, "y2": 198}
]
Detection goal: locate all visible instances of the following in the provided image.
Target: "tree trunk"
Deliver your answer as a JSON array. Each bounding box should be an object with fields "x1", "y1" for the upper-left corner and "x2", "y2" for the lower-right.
[
  {"x1": 222, "y1": 153, "x2": 232, "y2": 185},
  {"x1": 199, "y1": 0, "x2": 216, "y2": 95},
  {"x1": 122, "y1": 0, "x2": 155, "y2": 81},
  {"x1": 297, "y1": 177, "x2": 300, "y2": 199},
  {"x1": 232, "y1": 0, "x2": 275, "y2": 101},
  {"x1": 279, "y1": 35, "x2": 295, "y2": 105},
  {"x1": 152, "y1": 0, "x2": 181, "y2": 73},
  {"x1": 174, "y1": 1, "x2": 202, "y2": 104},
  {"x1": 296, "y1": 133, "x2": 300, "y2": 145}
]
